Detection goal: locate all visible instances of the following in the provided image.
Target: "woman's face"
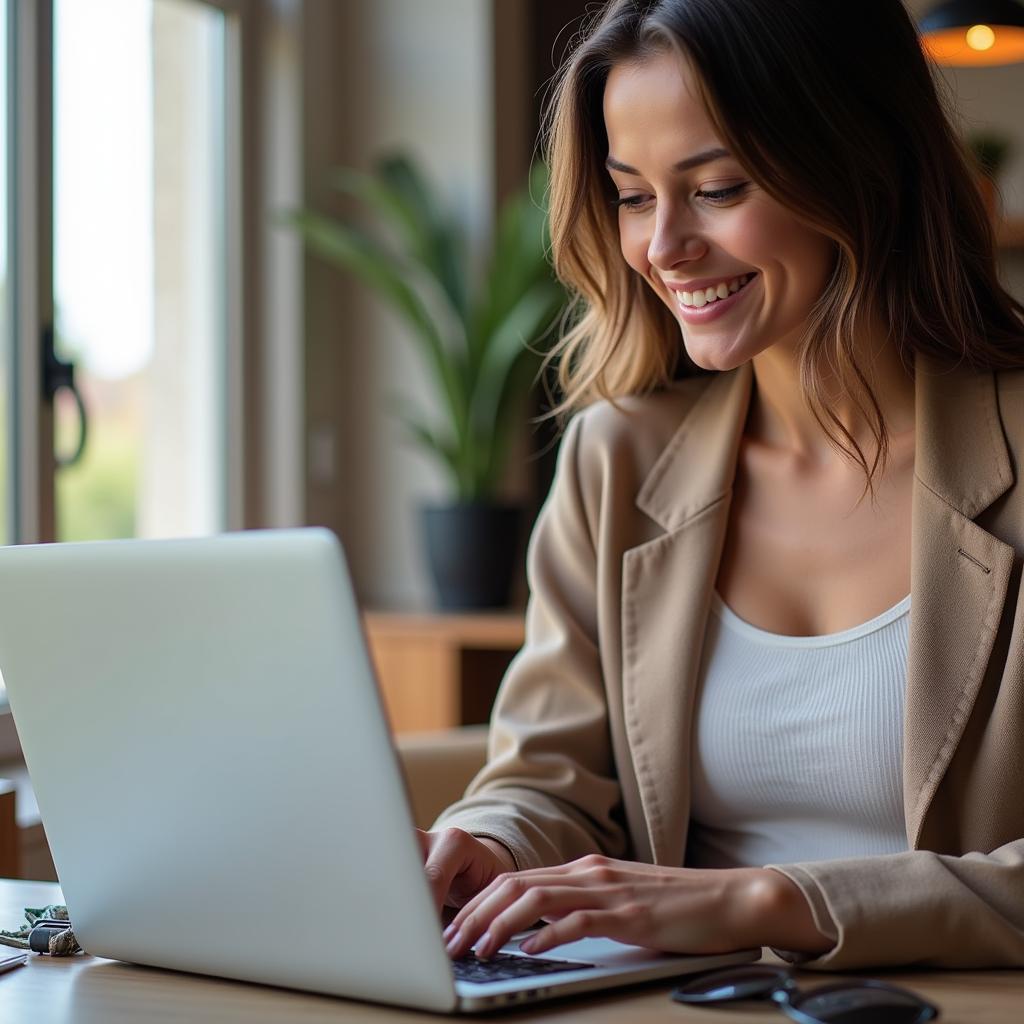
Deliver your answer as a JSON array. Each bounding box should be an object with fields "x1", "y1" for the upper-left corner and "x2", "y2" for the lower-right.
[{"x1": 603, "y1": 50, "x2": 836, "y2": 372}]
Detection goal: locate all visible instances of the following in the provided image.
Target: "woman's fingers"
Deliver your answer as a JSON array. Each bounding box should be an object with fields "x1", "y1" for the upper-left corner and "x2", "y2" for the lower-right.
[
  {"x1": 519, "y1": 906, "x2": 636, "y2": 955},
  {"x1": 445, "y1": 856, "x2": 618, "y2": 943},
  {"x1": 419, "y1": 828, "x2": 516, "y2": 918},
  {"x1": 444, "y1": 872, "x2": 528, "y2": 957},
  {"x1": 444, "y1": 868, "x2": 568, "y2": 949},
  {"x1": 421, "y1": 830, "x2": 462, "y2": 916},
  {"x1": 447, "y1": 882, "x2": 613, "y2": 960},
  {"x1": 422, "y1": 828, "x2": 486, "y2": 916}
]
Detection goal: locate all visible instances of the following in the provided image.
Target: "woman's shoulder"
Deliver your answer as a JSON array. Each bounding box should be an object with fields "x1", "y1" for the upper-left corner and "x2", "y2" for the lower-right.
[
  {"x1": 551, "y1": 371, "x2": 728, "y2": 520},
  {"x1": 569, "y1": 372, "x2": 721, "y2": 465}
]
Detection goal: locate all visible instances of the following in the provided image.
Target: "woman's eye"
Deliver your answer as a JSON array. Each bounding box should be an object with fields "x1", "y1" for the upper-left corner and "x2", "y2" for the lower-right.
[
  {"x1": 611, "y1": 193, "x2": 652, "y2": 212},
  {"x1": 696, "y1": 183, "x2": 748, "y2": 203}
]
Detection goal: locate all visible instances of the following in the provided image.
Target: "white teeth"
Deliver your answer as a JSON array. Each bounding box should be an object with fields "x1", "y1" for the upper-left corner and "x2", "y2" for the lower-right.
[{"x1": 678, "y1": 273, "x2": 754, "y2": 309}]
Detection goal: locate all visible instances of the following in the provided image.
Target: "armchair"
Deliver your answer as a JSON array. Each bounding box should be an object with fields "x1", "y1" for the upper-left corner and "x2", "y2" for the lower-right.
[{"x1": 394, "y1": 725, "x2": 489, "y2": 831}]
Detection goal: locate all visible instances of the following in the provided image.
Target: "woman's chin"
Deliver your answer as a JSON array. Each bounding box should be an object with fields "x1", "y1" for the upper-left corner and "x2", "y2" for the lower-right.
[{"x1": 683, "y1": 340, "x2": 749, "y2": 374}]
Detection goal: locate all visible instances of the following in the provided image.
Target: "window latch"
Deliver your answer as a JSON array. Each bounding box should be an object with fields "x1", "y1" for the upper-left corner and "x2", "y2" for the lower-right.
[{"x1": 41, "y1": 324, "x2": 89, "y2": 468}]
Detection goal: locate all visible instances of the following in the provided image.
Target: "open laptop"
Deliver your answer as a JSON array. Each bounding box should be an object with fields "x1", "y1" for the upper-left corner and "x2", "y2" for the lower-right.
[{"x1": 0, "y1": 528, "x2": 758, "y2": 1012}]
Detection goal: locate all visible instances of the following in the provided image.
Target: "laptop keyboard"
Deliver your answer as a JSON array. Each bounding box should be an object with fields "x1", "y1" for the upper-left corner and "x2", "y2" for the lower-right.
[{"x1": 452, "y1": 952, "x2": 595, "y2": 984}]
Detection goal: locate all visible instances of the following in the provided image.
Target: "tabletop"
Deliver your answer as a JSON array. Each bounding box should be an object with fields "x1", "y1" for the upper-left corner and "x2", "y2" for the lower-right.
[{"x1": 2, "y1": 878, "x2": 1023, "y2": 1023}]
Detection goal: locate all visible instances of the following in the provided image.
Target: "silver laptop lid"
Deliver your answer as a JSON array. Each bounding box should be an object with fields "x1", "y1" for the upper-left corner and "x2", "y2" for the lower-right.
[{"x1": 0, "y1": 529, "x2": 458, "y2": 1011}]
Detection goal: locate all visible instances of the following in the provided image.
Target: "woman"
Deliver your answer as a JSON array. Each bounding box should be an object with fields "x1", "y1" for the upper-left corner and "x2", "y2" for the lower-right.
[{"x1": 419, "y1": 0, "x2": 1024, "y2": 969}]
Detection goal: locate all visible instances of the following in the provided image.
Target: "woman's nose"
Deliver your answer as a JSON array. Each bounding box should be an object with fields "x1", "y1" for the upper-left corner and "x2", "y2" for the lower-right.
[{"x1": 647, "y1": 205, "x2": 706, "y2": 273}]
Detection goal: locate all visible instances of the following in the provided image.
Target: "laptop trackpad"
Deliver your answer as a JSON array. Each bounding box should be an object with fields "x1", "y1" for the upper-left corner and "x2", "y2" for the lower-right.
[{"x1": 504, "y1": 935, "x2": 693, "y2": 970}]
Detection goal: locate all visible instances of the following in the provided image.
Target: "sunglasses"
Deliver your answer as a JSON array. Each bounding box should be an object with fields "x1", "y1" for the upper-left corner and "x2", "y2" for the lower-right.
[{"x1": 670, "y1": 964, "x2": 939, "y2": 1024}]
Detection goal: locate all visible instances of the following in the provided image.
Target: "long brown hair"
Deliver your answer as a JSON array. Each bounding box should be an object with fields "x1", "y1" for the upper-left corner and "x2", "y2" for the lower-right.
[{"x1": 540, "y1": 0, "x2": 1024, "y2": 495}]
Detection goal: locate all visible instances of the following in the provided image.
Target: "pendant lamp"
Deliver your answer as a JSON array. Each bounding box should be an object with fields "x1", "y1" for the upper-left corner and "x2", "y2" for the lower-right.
[{"x1": 919, "y1": 0, "x2": 1024, "y2": 65}]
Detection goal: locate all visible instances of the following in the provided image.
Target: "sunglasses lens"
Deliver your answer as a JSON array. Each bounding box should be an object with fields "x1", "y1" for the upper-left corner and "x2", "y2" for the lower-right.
[
  {"x1": 793, "y1": 985, "x2": 933, "y2": 1024},
  {"x1": 672, "y1": 965, "x2": 789, "y2": 1003}
]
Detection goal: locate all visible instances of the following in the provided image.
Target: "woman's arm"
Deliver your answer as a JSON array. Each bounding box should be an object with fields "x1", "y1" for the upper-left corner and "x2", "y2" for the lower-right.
[
  {"x1": 431, "y1": 410, "x2": 628, "y2": 871},
  {"x1": 442, "y1": 857, "x2": 836, "y2": 960},
  {"x1": 766, "y1": 838, "x2": 1024, "y2": 969},
  {"x1": 443, "y1": 842, "x2": 1024, "y2": 965}
]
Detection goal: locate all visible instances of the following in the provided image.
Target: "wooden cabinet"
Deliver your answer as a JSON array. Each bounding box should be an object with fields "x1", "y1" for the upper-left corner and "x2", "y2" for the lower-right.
[
  {"x1": 0, "y1": 779, "x2": 16, "y2": 878},
  {"x1": 362, "y1": 611, "x2": 525, "y2": 733},
  {"x1": 0, "y1": 765, "x2": 57, "y2": 881}
]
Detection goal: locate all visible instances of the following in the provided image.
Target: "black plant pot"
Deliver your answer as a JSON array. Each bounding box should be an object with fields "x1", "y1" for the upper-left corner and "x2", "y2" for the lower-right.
[{"x1": 420, "y1": 502, "x2": 524, "y2": 610}]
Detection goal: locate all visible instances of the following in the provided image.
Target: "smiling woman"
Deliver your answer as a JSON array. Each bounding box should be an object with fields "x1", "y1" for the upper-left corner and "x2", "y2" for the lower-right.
[
  {"x1": 420, "y1": 0, "x2": 1024, "y2": 976},
  {"x1": 601, "y1": 53, "x2": 837, "y2": 370}
]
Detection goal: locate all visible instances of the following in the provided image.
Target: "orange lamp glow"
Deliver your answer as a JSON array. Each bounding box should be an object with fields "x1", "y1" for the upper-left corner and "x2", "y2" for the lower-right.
[{"x1": 919, "y1": 1, "x2": 1024, "y2": 65}]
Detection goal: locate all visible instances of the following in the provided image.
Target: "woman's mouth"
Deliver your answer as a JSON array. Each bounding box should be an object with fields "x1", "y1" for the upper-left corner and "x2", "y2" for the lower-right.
[{"x1": 671, "y1": 272, "x2": 759, "y2": 324}]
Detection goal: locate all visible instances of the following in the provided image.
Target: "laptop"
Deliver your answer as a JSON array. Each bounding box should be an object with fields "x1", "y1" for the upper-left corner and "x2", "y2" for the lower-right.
[{"x1": 0, "y1": 528, "x2": 758, "y2": 1012}]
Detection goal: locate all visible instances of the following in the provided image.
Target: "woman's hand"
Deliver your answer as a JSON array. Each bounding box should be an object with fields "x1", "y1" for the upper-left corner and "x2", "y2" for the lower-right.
[
  {"x1": 442, "y1": 854, "x2": 834, "y2": 961},
  {"x1": 417, "y1": 827, "x2": 518, "y2": 918}
]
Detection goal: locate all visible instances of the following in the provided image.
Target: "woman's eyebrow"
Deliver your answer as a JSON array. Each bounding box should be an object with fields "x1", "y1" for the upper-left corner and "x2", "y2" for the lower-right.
[{"x1": 605, "y1": 147, "x2": 731, "y2": 175}]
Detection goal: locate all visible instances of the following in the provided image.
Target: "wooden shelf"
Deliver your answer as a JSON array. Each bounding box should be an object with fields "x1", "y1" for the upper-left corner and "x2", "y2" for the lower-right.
[
  {"x1": 362, "y1": 610, "x2": 525, "y2": 734},
  {"x1": 363, "y1": 610, "x2": 524, "y2": 647}
]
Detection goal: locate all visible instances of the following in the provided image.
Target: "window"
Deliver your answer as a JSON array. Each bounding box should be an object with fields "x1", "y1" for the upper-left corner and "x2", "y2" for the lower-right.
[{"x1": 53, "y1": 0, "x2": 229, "y2": 541}]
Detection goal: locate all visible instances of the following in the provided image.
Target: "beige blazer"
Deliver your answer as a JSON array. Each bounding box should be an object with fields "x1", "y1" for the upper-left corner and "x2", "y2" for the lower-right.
[{"x1": 433, "y1": 351, "x2": 1024, "y2": 970}]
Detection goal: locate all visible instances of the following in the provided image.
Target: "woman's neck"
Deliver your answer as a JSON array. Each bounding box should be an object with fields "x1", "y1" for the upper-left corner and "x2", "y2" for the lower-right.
[{"x1": 745, "y1": 333, "x2": 916, "y2": 469}]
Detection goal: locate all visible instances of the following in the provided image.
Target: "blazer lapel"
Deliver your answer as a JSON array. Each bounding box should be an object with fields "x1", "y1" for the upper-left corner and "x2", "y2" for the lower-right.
[
  {"x1": 621, "y1": 363, "x2": 753, "y2": 866},
  {"x1": 904, "y1": 353, "x2": 1016, "y2": 847}
]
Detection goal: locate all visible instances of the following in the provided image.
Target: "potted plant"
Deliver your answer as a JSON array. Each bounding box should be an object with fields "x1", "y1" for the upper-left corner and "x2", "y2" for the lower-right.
[
  {"x1": 966, "y1": 130, "x2": 1012, "y2": 221},
  {"x1": 285, "y1": 154, "x2": 565, "y2": 609}
]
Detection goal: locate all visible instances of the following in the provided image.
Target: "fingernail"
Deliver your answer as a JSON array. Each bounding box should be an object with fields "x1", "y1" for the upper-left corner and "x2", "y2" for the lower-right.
[
  {"x1": 443, "y1": 922, "x2": 456, "y2": 941},
  {"x1": 445, "y1": 930, "x2": 462, "y2": 955},
  {"x1": 476, "y1": 932, "x2": 494, "y2": 959},
  {"x1": 519, "y1": 937, "x2": 537, "y2": 954}
]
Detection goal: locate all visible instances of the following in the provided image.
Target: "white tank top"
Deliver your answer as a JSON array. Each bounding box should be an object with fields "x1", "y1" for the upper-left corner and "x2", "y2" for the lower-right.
[{"x1": 686, "y1": 590, "x2": 911, "y2": 869}]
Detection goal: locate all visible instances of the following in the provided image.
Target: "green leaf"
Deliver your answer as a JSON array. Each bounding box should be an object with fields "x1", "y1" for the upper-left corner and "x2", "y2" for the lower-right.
[
  {"x1": 323, "y1": 174, "x2": 471, "y2": 364},
  {"x1": 471, "y1": 284, "x2": 562, "y2": 495},
  {"x1": 330, "y1": 166, "x2": 436, "y2": 264},
  {"x1": 286, "y1": 208, "x2": 470, "y2": 448},
  {"x1": 471, "y1": 166, "x2": 553, "y2": 368},
  {"x1": 375, "y1": 154, "x2": 469, "y2": 321},
  {"x1": 470, "y1": 280, "x2": 560, "y2": 433}
]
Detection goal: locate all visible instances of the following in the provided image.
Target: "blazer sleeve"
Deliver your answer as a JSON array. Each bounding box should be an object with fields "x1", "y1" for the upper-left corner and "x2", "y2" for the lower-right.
[
  {"x1": 430, "y1": 411, "x2": 628, "y2": 871},
  {"x1": 766, "y1": 837, "x2": 1024, "y2": 969}
]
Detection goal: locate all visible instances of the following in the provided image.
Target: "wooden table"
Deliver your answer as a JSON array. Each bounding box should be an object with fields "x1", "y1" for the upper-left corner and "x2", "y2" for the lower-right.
[{"x1": 3, "y1": 879, "x2": 1023, "y2": 1023}]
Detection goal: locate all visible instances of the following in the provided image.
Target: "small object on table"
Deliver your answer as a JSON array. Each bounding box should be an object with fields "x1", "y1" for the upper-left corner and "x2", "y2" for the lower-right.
[
  {"x1": 29, "y1": 918, "x2": 80, "y2": 955},
  {"x1": 0, "y1": 904, "x2": 81, "y2": 956}
]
